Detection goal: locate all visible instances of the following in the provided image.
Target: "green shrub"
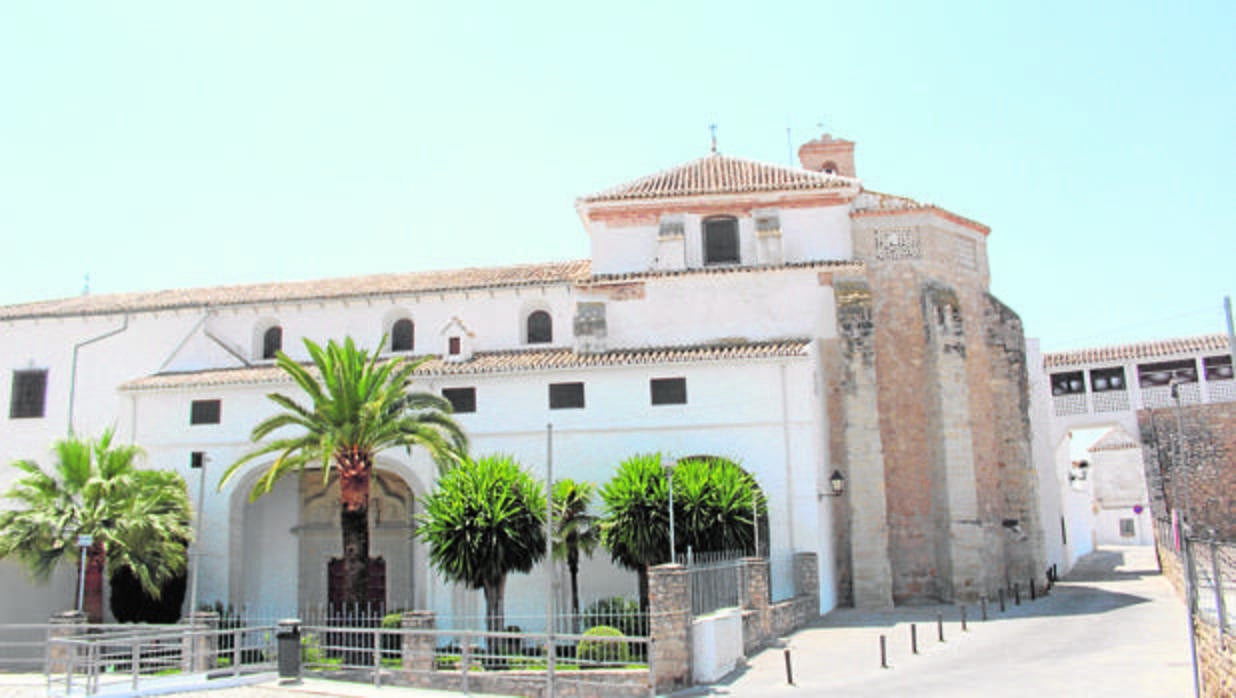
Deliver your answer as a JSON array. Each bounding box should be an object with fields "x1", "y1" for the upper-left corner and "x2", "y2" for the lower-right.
[
  {"x1": 582, "y1": 597, "x2": 646, "y2": 638},
  {"x1": 576, "y1": 625, "x2": 629, "y2": 666}
]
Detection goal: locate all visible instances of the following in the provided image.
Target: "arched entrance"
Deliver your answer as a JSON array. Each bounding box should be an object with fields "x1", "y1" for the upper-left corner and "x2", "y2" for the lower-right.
[{"x1": 228, "y1": 465, "x2": 420, "y2": 614}]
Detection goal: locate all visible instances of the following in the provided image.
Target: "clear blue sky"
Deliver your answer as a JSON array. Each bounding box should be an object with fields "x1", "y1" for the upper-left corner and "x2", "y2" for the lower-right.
[{"x1": 1, "y1": 1, "x2": 1232, "y2": 352}]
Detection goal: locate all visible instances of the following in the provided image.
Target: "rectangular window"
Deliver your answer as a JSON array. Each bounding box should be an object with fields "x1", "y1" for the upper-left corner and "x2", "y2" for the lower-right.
[
  {"x1": 703, "y1": 218, "x2": 740, "y2": 265},
  {"x1": 548, "y1": 382, "x2": 585, "y2": 409},
  {"x1": 442, "y1": 387, "x2": 476, "y2": 414},
  {"x1": 650, "y1": 377, "x2": 687, "y2": 405},
  {"x1": 9, "y1": 369, "x2": 48, "y2": 419},
  {"x1": 1119, "y1": 518, "x2": 1136, "y2": 538},
  {"x1": 190, "y1": 399, "x2": 221, "y2": 425},
  {"x1": 448, "y1": 337, "x2": 461, "y2": 355},
  {"x1": 1089, "y1": 367, "x2": 1126, "y2": 392},
  {"x1": 1137, "y1": 359, "x2": 1196, "y2": 388},
  {"x1": 1050, "y1": 371, "x2": 1085, "y2": 396},
  {"x1": 1204, "y1": 355, "x2": 1234, "y2": 381}
]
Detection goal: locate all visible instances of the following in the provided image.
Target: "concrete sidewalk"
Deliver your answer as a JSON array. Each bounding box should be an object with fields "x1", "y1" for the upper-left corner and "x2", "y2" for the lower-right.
[{"x1": 684, "y1": 545, "x2": 1192, "y2": 697}]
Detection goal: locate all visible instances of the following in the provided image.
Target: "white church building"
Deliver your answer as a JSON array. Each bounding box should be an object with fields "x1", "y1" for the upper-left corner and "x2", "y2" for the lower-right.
[{"x1": 0, "y1": 134, "x2": 1048, "y2": 624}]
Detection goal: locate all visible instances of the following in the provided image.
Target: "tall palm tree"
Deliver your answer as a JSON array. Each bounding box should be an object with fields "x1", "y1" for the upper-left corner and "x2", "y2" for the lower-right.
[
  {"x1": 221, "y1": 336, "x2": 467, "y2": 610},
  {"x1": 598, "y1": 453, "x2": 671, "y2": 612},
  {"x1": 0, "y1": 430, "x2": 192, "y2": 623},
  {"x1": 552, "y1": 479, "x2": 599, "y2": 629},
  {"x1": 416, "y1": 455, "x2": 546, "y2": 634}
]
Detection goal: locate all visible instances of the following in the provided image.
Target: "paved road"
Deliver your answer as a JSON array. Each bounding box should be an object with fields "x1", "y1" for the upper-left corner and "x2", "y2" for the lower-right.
[{"x1": 690, "y1": 545, "x2": 1192, "y2": 697}]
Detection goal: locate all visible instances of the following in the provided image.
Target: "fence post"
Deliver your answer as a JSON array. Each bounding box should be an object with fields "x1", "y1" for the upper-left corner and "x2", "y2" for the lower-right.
[
  {"x1": 181, "y1": 611, "x2": 218, "y2": 672},
  {"x1": 46, "y1": 610, "x2": 86, "y2": 678},
  {"x1": 1210, "y1": 541, "x2": 1227, "y2": 641},
  {"x1": 400, "y1": 611, "x2": 436, "y2": 673},
  {"x1": 649, "y1": 563, "x2": 691, "y2": 694}
]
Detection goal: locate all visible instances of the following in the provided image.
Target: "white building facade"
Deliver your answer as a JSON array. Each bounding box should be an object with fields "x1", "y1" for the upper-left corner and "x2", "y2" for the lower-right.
[{"x1": 1, "y1": 135, "x2": 1046, "y2": 623}]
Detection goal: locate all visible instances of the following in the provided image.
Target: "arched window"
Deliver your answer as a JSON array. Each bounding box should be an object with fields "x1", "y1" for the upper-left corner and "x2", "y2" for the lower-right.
[
  {"x1": 262, "y1": 325, "x2": 283, "y2": 359},
  {"x1": 391, "y1": 318, "x2": 414, "y2": 352},
  {"x1": 703, "y1": 216, "x2": 740, "y2": 265},
  {"x1": 526, "y1": 310, "x2": 552, "y2": 344}
]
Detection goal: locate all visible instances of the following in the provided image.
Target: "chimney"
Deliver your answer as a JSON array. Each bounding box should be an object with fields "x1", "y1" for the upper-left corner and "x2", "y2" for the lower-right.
[{"x1": 798, "y1": 134, "x2": 856, "y2": 177}]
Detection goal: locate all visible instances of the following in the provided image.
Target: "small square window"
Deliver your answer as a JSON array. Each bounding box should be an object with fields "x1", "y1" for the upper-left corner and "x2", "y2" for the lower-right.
[
  {"x1": 190, "y1": 399, "x2": 221, "y2": 425},
  {"x1": 448, "y1": 337, "x2": 461, "y2": 355},
  {"x1": 442, "y1": 387, "x2": 476, "y2": 414},
  {"x1": 549, "y1": 382, "x2": 585, "y2": 410},
  {"x1": 1119, "y1": 518, "x2": 1136, "y2": 538},
  {"x1": 650, "y1": 378, "x2": 687, "y2": 405},
  {"x1": 9, "y1": 369, "x2": 47, "y2": 419}
]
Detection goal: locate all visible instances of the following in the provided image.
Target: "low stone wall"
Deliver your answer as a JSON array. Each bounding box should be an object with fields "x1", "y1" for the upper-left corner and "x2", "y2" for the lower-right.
[{"x1": 396, "y1": 668, "x2": 650, "y2": 698}]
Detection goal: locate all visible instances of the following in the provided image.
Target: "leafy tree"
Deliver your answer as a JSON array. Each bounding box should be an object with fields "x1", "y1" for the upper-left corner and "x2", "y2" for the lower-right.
[
  {"x1": 0, "y1": 430, "x2": 192, "y2": 623},
  {"x1": 221, "y1": 336, "x2": 467, "y2": 610},
  {"x1": 416, "y1": 455, "x2": 546, "y2": 633},
  {"x1": 599, "y1": 453, "x2": 766, "y2": 611},
  {"x1": 672, "y1": 456, "x2": 764, "y2": 556},
  {"x1": 598, "y1": 453, "x2": 671, "y2": 611},
  {"x1": 552, "y1": 479, "x2": 599, "y2": 630}
]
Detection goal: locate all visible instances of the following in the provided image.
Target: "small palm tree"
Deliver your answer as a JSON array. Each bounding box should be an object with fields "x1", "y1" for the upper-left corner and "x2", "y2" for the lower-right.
[
  {"x1": 221, "y1": 336, "x2": 467, "y2": 610},
  {"x1": 0, "y1": 430, "x2": 192, "y2": 623},
  {"x1": 416, "y1": 455, "x2": 546, "y2": 633},
  {"x1": 552, "y1": 479, "x2": 599, "y2": 630},
  {"x1": 598, "y1": 453, "x2": 671, "y2": 612},
  {"x1": 674, "y1": 456, "x2": 763, "y2": 556}
]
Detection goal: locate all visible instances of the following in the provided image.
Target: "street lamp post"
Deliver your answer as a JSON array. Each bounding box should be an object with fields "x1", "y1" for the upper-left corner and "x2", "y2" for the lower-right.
[
  {"x1": 663, "y1": 459, "x2": 677, "y2": 565},
  {"x1": 76, "y1": 534, "x2": 93, "y2": 614}
]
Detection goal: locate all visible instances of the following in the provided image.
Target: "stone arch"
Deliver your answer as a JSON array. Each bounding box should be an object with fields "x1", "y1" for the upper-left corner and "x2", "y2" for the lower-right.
[{"x1": 225, "y1": 459, "x2": 427, "y2": 614}]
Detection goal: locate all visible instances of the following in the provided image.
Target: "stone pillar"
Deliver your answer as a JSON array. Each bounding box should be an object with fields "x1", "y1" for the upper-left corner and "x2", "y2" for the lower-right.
[
  {"x1": 400, "y1": 611, "x2": 436, "y2": 673},
  {"x1": 741, "y1": 557, "x2": 770, "y2": 648},
  {"x1": 922, "y1": 283, "x2": 984, "y2": 602},
  {"x1": 47, "y1": 610, "x2": 86, "y2": 676},
  {"x1": 180, "y1": 611, "x2": 219, "y2": 672},
  {"x1": 793, "y1": 552, "x2": 820, "y2": 613},
  {"x1": 649, "y1": 563, "x2": 691, "y2": 693},
  {"x1": 835, "y1": 280, "x2": 894, "y2": 608}
]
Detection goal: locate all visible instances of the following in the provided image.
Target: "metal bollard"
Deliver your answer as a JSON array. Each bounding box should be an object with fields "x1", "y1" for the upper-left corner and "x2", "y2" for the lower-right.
[
  {"x1": 1014, "y1": 583, "x2": 1021, "y2": 606},
  {"x1": 937, "y1": 612, "x2": 944, "y2": 642},
  {"x1": 784, "y1": 647, "x2": 794, "y2": 685},
  {"x1": 961, "y1": 605, "x2": 968, "y2": 632},
  {"x1": 981, "y1": 596, "x2": 988, "y2": 621},
  {"x1": 911, "y1": 624, "x2": 918, "y2": 654},
  {"x1": 880, "y1": 635, "x2": 888, "y2": 669},
  {"x1": 1030, "y1": 578, "x2": 1037, "y2": 601},
  {"x1": 998, "y1": 589, "x2": 1006, "y2": 613}
]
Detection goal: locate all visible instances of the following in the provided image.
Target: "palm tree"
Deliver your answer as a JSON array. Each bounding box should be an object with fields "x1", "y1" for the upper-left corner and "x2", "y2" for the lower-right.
[
  {"x1": 598, "y1": 453, "x2": 671, "y2": 612},
  {"x1": 416, "y1": 455, "x2": 546, "y2": 634},
  {"x1": 0, "y1": 430, "x2": 192, "y2": 623},
  {"x1": 221, "y1": 336, "x2": 467, "y2": 610},
  {"x1": 552, "y1": 479, "x2": 599, "y2": 629}
]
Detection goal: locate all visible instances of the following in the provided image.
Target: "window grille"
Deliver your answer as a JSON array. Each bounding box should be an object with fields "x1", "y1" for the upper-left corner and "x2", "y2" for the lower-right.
[
  {"x1": 9, "y1": 369, "x2": 47, "y2": 419},
  {"x1": 442, "y1": 388, "x2": 476, "y2": 414}
]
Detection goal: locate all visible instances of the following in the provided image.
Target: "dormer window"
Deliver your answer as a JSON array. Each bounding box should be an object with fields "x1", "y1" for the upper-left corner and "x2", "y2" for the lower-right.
[
  {"x1": 391, "y1": 318, "x2": 414, "y2": 352},
  {"x1": 262, "y1": 326, "x2": 283, "y2": 360},
  {"x1": 527, "y1": 310, "x2": 552, "y2": 344},
  {"x1": 703, "y1": 216, "x2": 740, "y2": 265}
]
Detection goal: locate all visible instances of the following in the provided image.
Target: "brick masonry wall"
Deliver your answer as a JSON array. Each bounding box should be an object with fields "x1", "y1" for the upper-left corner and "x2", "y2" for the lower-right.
[
  {"x1": 847, "y1": 213, "x2": 1043, "y2": 604},
  {"x1": 1155, "y1": 539, "x2": 1236, "y2": 698},
  {"x1": 1138, "y1": 402, "x2": 1236, "y2": 539}
]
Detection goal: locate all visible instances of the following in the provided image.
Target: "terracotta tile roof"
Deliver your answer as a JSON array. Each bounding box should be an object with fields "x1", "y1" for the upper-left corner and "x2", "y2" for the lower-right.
[
  {"x1": 578, "y1": 153, "x2": 857, "y2": 203},
  {"x1": 585, "y1": 259, "x2": 865, "y2": 285},
  {"x1": 1088, "y1": 426, "x2": 1140, "y2": 452},
  {"x1": 0, "y1": 260, "x2": 593, "y2": 321},
  {"x1": 1044, "y1": 334, "x2": 1230, "y2": 369},
  {"x1": 852, "y1": 189, "x2": 926, "y2": 212},
  {"x1": 119, "y1": 340, "x2": 813, "y2": 391}
]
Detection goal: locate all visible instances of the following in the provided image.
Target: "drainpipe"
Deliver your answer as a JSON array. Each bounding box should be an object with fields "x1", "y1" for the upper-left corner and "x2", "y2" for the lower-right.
[
  {"x1": 68, "y1": 315, "x2": 130, "y2": 434},
  {"x1": 780, "y1": 362, "x2": 796, "y2": 552}
]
